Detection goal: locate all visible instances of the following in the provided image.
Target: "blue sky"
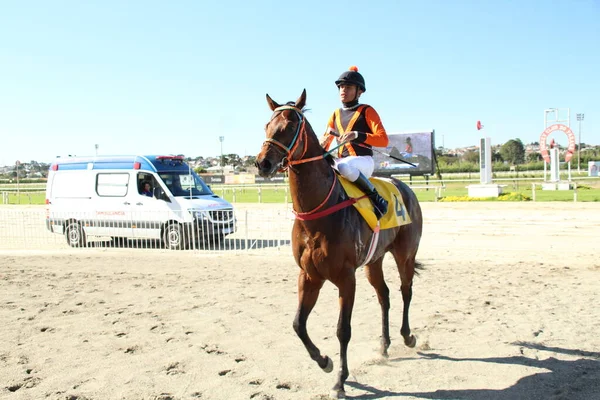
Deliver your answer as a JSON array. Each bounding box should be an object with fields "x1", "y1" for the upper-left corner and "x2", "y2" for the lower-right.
[{"x1": 1, "y1": 0, "x2": 598, "y2": 166}]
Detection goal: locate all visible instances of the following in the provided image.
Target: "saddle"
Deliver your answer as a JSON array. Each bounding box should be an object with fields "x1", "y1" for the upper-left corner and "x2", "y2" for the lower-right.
[{"x1": 338, "y1": 176, "x2": 412, "y2": 231}]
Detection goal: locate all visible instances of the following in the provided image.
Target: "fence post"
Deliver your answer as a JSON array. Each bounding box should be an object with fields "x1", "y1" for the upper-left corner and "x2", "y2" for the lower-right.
[
  {"x1": 531, "y1": 183, "x2": 536, "y2": 202},
  {"x1": 244, "y1": 209, "x2": 249, "y2": 251},
  {"x1": 258, "y1": 187, "x2": 262, "y2": 203},
  {"x1": 573, "y1": 182, "x2": 577, "y2": 203}
]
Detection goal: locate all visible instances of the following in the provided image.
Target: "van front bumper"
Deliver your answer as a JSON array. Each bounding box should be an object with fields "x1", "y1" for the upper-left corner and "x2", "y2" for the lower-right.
[{"x1": 192, "y1": 209, "x2": 236, "y2": 237}]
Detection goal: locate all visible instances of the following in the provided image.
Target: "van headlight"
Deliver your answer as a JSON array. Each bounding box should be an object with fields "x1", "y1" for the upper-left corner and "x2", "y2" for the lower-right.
[{"x1": 192, "y1": 210, "x2": 209, "y2": 220}]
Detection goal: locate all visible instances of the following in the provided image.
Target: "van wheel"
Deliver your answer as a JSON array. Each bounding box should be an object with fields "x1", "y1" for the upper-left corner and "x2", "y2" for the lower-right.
[
  {"x1": 65, "y1": 221, "x2": 86, "y2": 247},
  {"x1": 163, "y1": 223, "x2": 185, "y2": 250}
]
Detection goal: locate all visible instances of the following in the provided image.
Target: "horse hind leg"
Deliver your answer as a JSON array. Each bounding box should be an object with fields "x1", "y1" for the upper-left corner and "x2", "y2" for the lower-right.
[
  {"x1": 364, "y1": 257, "x2": 392, "y2": 357},
  {"x1": 392, "y1": 251, "x2": 417, "y2": 348},
  {"x1": 292, "y1": 271, "x2": 333, "y2": 373}
]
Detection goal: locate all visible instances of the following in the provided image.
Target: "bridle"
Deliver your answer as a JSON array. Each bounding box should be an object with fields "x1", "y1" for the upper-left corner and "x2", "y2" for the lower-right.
[
  {"x1": 262, "y1": 105, "x2": 330, "y2": 171},
  {"x1": 261, "y1": 105, "x2": 366, "y2": 220}
]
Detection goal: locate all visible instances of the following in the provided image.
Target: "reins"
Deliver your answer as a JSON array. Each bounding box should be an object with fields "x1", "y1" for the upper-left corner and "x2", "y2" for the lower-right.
[
  {"x1": 264, "y1": 106, "x2": 347, "y2": 168},
  {"x1": 262, "y1": 105, "x2": 363, "y2": 219}
]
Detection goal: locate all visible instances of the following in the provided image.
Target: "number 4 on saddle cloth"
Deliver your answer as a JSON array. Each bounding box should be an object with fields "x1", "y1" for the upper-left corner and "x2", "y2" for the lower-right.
[{"x1": 338, "y1": 175, "x2": 412, "y2": 231}]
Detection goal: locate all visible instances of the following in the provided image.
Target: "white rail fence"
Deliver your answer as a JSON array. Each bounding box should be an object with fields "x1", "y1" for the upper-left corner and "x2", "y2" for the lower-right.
[{"x1": 0, "y1": 205, "x2": 294, "y2": 252}]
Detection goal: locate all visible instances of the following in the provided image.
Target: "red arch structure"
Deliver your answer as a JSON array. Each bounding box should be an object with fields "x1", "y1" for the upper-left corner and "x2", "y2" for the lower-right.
[{"x1": 539, "y1": 124, "x2": 576, "y2": 163}]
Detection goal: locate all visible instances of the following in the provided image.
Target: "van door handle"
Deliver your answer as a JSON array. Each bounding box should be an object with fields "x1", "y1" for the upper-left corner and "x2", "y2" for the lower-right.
[
  {"x1": 123, "y1": 202, "x2": 130, "y2": 205},
  {"x1": 136, "y1": 202, "x2": 143, "y2": 206}
]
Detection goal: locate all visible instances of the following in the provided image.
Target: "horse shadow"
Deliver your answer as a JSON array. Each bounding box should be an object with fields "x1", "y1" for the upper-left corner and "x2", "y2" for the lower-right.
[{"x1": 345, "y1": 342, "x2": 600, "y2": 399}]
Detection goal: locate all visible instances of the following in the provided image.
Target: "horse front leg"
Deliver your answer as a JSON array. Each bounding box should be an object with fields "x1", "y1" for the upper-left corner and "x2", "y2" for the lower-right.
[
  {"x1": 330, "y1": 269, "x2": 356, "y2": 399},
  {"x1": 292, "y1": 271, "x2": 332, "y2": 372},
  {"x1": 364, "y1": 258, "x2": 391, "y2": 357}
]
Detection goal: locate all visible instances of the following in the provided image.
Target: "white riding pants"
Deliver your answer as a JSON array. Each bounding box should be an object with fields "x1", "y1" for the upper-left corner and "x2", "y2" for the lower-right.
[{"x1": 335, "y1": 155, "x2": 375, "y2": 182}]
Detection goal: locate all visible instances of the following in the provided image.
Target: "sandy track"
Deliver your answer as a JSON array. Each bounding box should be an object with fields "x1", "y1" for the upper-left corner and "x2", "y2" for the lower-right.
[{"x1": 1, "y1": 202, "x2": 599, "y2": 399}]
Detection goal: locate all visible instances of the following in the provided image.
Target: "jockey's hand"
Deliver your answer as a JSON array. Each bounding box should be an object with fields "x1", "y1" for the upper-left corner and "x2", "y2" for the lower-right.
[
  {"x1": 340, "y1": 131, "x2": 358, "y2": 143},
  {"x1": 327, "y1": 127, "x2": 340, "y2": 137}
]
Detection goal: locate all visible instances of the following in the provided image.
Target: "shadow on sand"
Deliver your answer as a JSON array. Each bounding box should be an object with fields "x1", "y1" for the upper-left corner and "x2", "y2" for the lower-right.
[{"x1": 345, "y1": 342, "x2": 600, "y2": 400}]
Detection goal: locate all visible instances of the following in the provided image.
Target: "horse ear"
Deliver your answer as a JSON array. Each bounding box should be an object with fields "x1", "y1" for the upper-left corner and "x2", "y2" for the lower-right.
[
  {"x1": 295, "y1": 89, "x2": 307, "y2": 110},
  {"x1": 266, "y1": 94, "x2": 280, "y2": 111}
]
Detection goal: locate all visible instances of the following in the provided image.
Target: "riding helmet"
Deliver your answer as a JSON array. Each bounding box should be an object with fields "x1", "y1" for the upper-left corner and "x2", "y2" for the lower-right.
[{"x1": 335, "y1": 66, "x2": 366, "y2": 92}]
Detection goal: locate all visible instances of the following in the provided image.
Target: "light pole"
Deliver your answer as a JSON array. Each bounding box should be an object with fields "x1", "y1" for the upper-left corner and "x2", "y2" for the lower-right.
[
  {"x1": 219, "y1": 136, "x2": 225, "y2": 174},
  {"x1": 576, "y1": 113, "x2": 584, "y2": 173},
  {"x1": 95, "y1": 144, "x2": 99, "y2": 156},
  {"x1": 15, "y1": 160, "x2": 20, "y2": 204}
]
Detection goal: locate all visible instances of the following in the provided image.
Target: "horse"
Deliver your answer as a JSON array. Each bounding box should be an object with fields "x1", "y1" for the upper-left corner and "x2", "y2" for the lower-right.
[{"x1": 255, "y1": 89, "x2": 423, "y2": 399}]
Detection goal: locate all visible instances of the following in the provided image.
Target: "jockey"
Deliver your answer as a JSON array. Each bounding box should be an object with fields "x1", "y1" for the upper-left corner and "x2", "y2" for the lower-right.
[{"x1": 320, "y1": 66, "x2": 389, "y2": 220}]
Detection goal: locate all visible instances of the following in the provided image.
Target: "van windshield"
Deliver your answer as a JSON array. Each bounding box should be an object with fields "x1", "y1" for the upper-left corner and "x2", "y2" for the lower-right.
[{"x1": 159, "y1": 172, "x2": 213, "y2": 197}]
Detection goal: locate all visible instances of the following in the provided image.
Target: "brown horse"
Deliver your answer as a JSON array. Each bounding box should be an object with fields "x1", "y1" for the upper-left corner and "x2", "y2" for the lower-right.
[{"x1": 256, "y1": 89, "x2": 423, "y2": 399}]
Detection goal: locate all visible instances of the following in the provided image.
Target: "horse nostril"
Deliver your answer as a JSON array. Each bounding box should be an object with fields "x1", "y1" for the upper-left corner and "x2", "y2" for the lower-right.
[{"x1": 257, "y1": 159, "x2": 272, "y2": 171}]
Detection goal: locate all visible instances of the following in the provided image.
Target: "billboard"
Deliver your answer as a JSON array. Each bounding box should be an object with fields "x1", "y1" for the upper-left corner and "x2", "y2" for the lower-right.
[
  {"x1": 373, "y1": 131, "x2": 435, "y2": 176},
  {"x1": 199, "y1": 173, "x2": 288, "y2": 184}
]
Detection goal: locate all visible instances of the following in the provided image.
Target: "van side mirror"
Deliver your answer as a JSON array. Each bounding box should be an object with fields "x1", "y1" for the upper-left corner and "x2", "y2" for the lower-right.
[{"x1": 154, "y1": 187, "x2": 171, "y2": 202}]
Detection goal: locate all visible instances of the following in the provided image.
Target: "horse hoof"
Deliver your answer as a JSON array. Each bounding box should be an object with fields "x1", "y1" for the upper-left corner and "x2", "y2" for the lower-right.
[
  {"x1": 322, "y1": 356, "x2": 334, "y2": 373},
  {"x1": 329, "y1": 388, "x2": 346, "y2": 399},
  {"x1": 405, "y1": 335, "x2": 417, "y2": 348}
]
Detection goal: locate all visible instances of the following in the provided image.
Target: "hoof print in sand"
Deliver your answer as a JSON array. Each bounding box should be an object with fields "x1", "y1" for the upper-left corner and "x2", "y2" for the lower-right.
[
  {"x1": 124, "y1": 345, "x2": 139, "y2": 354},
  {"x1": 276, "y1": 382, "x2": 292, "y2": 390},
  {"x1": 152, "y1": 394, "x2": 175, "y2": 400},
  {"x1": 200, "y1": 344, "x2": 225, "y2": 355},
  {"x1": 165, "y1": 362, "x2": 184, "y2": 375},
  {"x1": 7, "y1": 376, "x2": 41, "y2": 392},
  {"x1": 65, "y1": 395, "x2": 92, "y2": 400},
  {"x1": 250, "y1": 393, "x2": 274, "y2": 400}
]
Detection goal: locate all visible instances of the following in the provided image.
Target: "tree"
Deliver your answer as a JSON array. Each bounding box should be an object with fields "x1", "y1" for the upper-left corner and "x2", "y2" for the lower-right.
[
  {"x1": 463, "y1": 150, "x2": 479, "y2": 164},
  {"x1": 243, "y1": 156, "x2": 257, "y2": 168},
  {"x1": 500, "y1": 139, "x2": 525, "y2": 165},
  {"x1": 527, "y1": 152, "x2": 541, "y2": 162},
  {"x1": 226, "y1": 153, "x2": 242, "y2": 169}
]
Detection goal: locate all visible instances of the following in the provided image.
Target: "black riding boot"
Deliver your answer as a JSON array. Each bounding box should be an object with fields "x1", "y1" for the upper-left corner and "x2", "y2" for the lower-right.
[{"x1": 353, "y1": 173, "x2": 388, "y2": 220}]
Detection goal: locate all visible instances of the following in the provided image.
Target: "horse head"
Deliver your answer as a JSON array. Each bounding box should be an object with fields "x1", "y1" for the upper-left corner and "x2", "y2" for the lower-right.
[{"x1": 255, "y1": 89, "x2": 309, "y2": 177}]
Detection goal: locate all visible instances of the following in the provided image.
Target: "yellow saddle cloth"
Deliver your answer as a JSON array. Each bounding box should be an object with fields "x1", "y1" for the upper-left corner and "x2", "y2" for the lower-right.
[{"x1": 338, "y1": 175, "x2": 412, "y2": 231}]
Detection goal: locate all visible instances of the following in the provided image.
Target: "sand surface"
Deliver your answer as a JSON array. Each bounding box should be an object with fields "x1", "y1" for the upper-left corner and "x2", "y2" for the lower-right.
[{"x1": 1, "y1": 202, "x2": 599, "y2": 399}]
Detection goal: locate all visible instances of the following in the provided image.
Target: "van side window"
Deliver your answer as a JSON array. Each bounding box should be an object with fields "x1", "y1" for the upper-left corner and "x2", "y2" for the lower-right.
[
  {"x1": 96, "y1": 173, "x2": 129, "y2": 197},
  {"x1": 137, "y1": 173, "x2": 155, "y2": 197}
]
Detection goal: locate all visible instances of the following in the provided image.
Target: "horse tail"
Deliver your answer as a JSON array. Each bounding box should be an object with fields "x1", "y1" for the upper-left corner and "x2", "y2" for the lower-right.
[
  {"x1": 414, "y1": 260, "x2": 425, "y2": 276},
  {"x1": 389, "y1": 176, "x2": 424, "y2": 277}
]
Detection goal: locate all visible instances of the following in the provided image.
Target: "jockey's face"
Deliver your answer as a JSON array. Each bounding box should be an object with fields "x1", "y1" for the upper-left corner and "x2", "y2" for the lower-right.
[{"x1": 338, "y1": 84, "x2": 361, "y2": 103}]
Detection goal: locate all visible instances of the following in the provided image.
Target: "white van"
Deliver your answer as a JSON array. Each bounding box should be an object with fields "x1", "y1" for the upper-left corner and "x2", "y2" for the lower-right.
[{"x1": 45, "y1": 155, "x2": 235, "y2": 249}]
